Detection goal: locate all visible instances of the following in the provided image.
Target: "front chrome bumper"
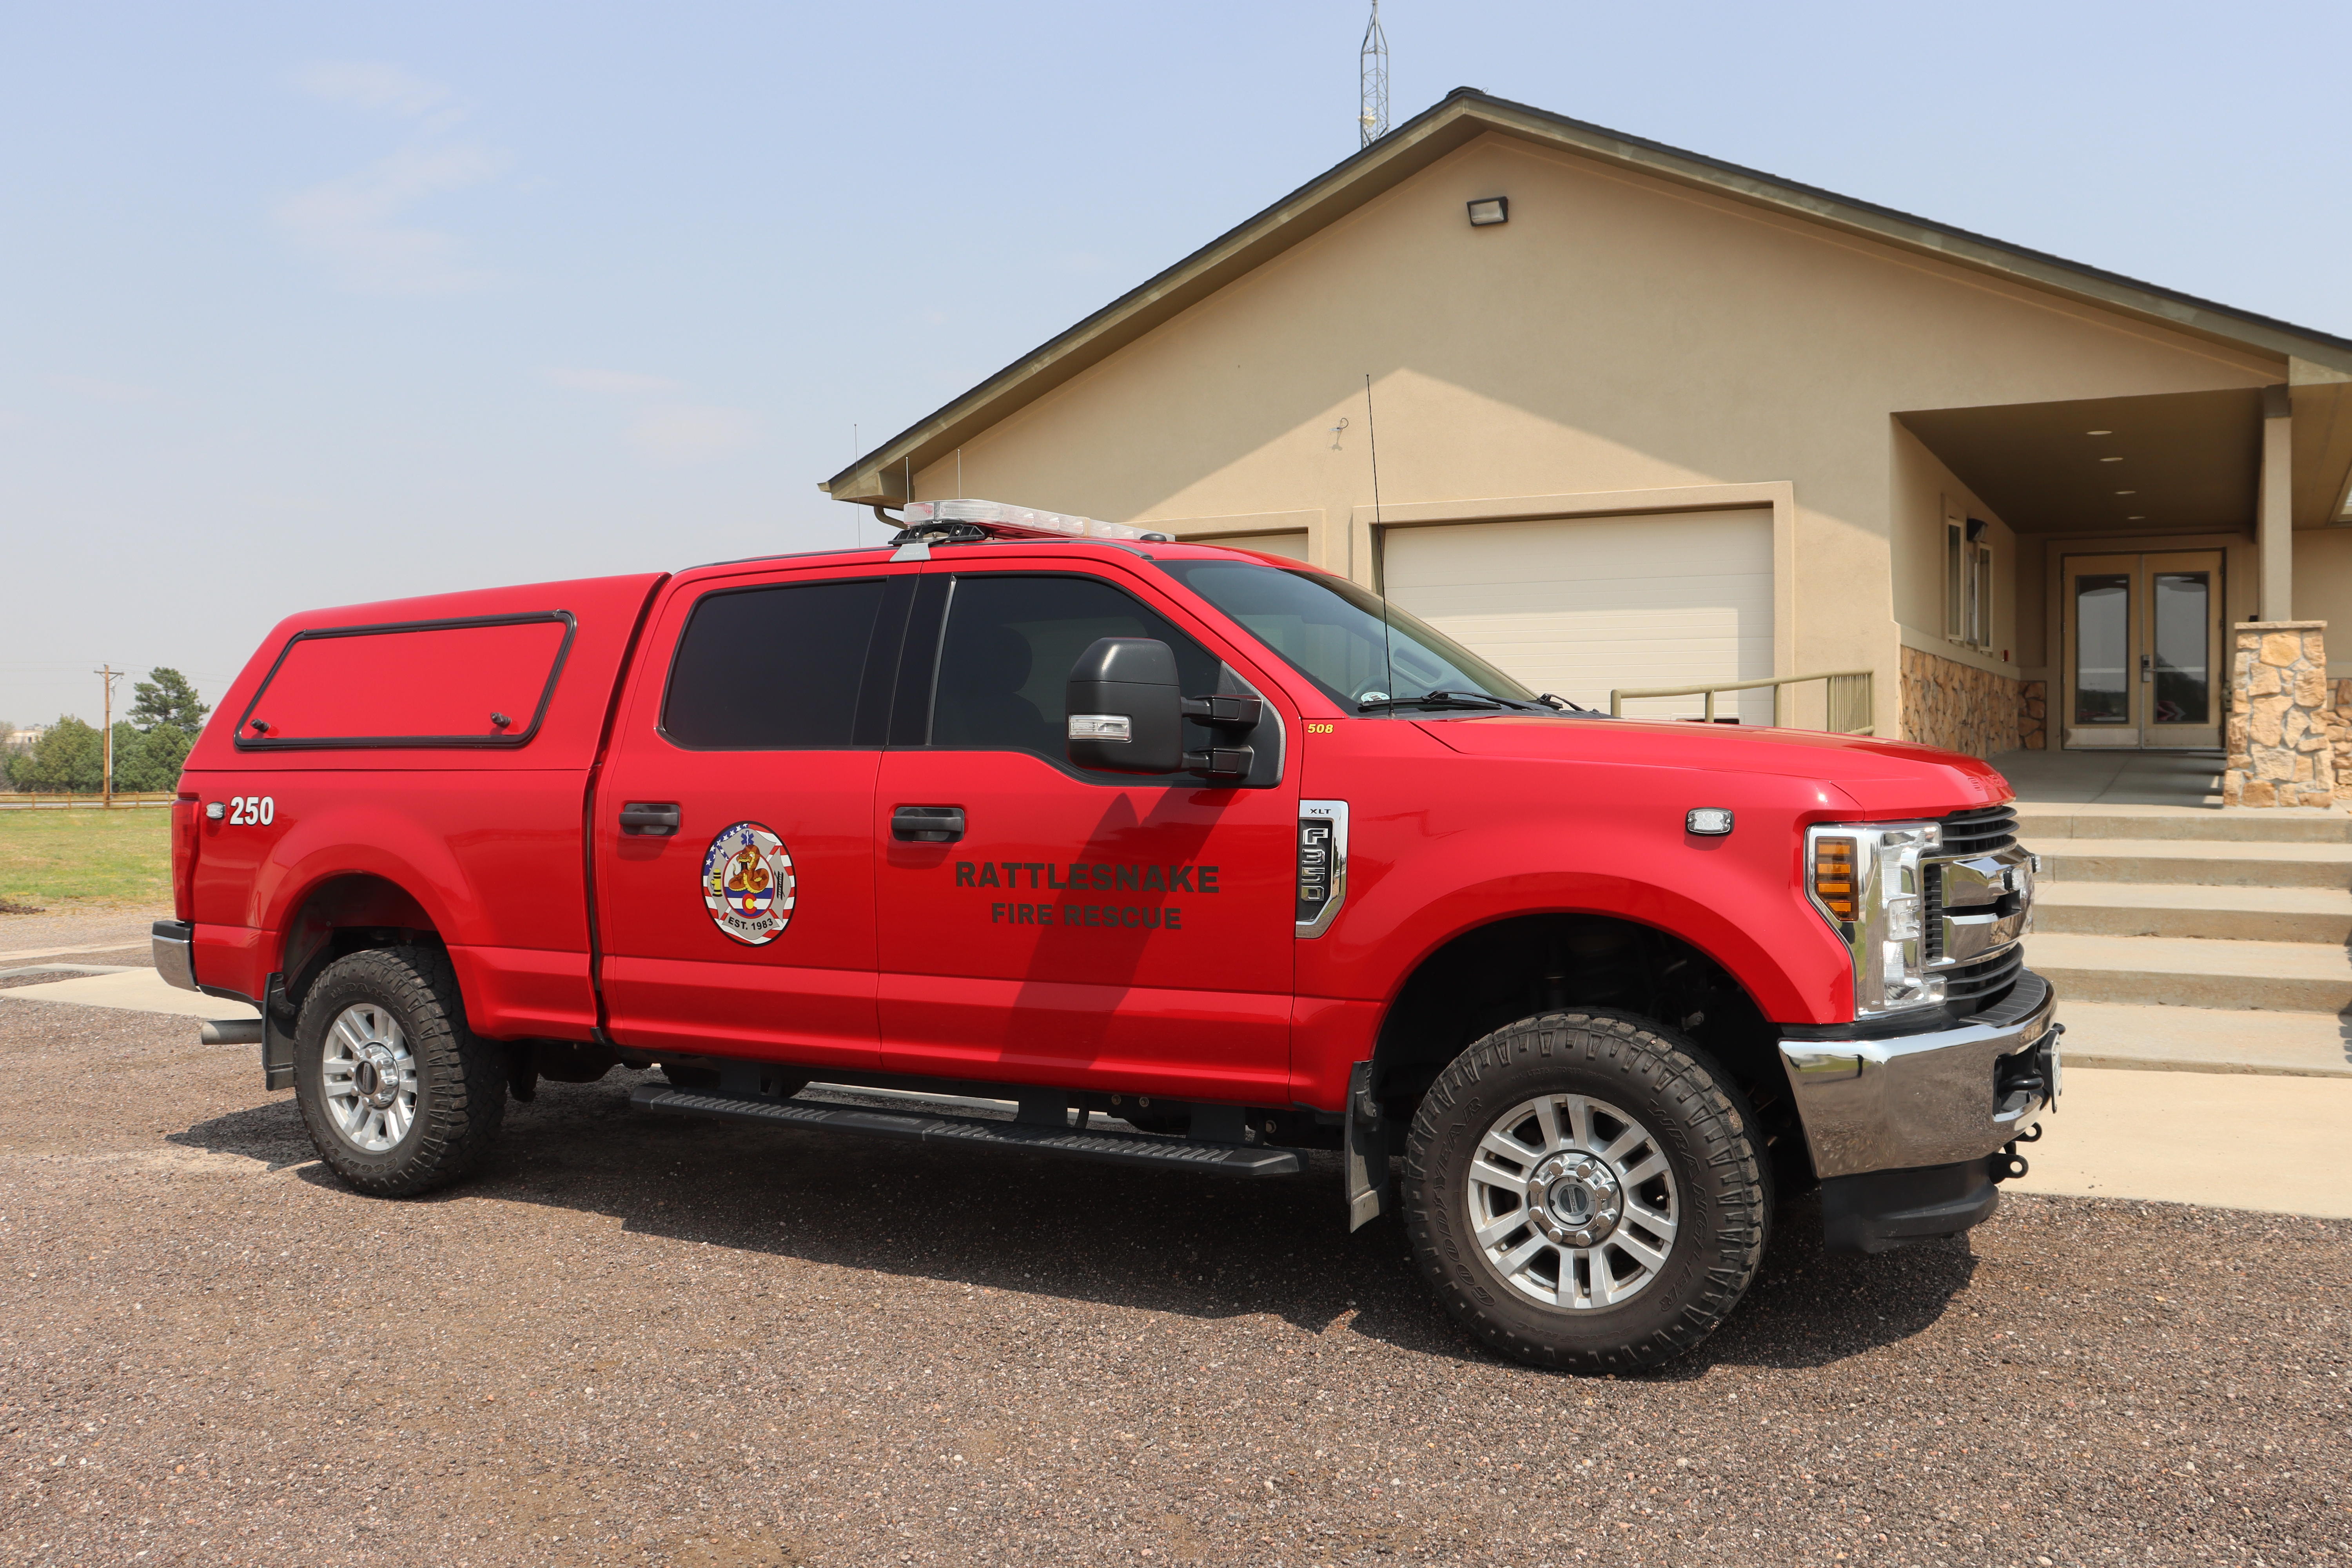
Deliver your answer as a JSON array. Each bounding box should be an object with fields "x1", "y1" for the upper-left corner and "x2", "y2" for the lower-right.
[
  {"x1": 1779, "y1": 971, "x2": 2056, "y2": 1180},
  {"x1": 152, "y1": 919, "x2": 198, "y2": 993}
]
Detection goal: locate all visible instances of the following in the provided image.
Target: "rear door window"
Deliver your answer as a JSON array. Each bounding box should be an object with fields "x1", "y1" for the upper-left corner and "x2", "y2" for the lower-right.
[
  {"x1": 236, "y1": 613, "x2": 574, "y2": 749},
  {"x1": 662, "y1": 577, "x2": 891, "y2": 749}
]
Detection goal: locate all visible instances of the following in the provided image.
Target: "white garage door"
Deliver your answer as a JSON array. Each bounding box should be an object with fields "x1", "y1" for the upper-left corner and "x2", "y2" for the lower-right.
[{"x1": 1379, "y1": 509, "x2": 1775, "y2": 722}]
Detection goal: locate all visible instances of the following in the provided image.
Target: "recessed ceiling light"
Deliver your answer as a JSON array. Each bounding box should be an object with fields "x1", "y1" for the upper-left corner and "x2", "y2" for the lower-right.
[
  {"x1": 2100, "y1": 456, "x2": 2123, "y2": 463},
  {"x1": 2087, "y1": 429, "x2": 2113, "y2": 436},
  {"x1": 2115, "y1": 490, "x2": 2136, "y2": 495}
]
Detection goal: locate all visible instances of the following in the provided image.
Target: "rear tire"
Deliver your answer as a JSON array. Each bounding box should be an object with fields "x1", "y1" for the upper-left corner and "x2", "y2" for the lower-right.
[
  {"x1": 1402, "y1": 1008, "x2": 1770, "y2": 1372},
  {"x1": 293, "y1": 946, "x2": 506, "y2": 1198}
]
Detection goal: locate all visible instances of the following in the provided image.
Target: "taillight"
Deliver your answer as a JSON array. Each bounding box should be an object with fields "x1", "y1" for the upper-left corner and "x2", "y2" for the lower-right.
[
  {"x1": 1811, "y1": 835, "x2": 1857, "y2": 924},
  {"x1": 171, "y1": 796, "x2": 200, "y2": 921}
]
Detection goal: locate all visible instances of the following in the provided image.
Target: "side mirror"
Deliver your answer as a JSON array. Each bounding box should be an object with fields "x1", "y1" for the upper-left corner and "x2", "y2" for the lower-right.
[{"x1": 1067, "y1": 637, "x2": 1185, "y2": 774}]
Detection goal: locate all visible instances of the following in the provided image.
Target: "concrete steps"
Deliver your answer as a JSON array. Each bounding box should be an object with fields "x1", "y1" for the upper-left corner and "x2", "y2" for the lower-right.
[
  {"x1": 2013, "y1": 797, "x2": 2351, "y2": 1077},
  {"x1": 2034, "y1": 838, "x2": 2352, "y2": 889},
  {"x1": 2034, "y1": 882, "x2": 2352, "y2": 944},
  {"x1": 2027, "y1": 932, "x2": 2352, "y2": 1013},
  {"x1": 2051, "y1": 1000, "x2": 2349, "y2": 1078},
  {"x1": 2013, "y1": 804, "x2": 2350, "y2": 844}
]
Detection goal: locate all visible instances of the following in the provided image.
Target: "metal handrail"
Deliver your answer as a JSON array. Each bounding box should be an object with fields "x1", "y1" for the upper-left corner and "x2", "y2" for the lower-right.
[{"x1": 1608, "y1": 669, "x2": 1875, "y2": 734}]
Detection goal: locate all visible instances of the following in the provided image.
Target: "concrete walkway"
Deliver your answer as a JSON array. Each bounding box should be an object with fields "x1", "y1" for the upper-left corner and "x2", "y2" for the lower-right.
[
  {"x1": 2014, "y1": 1066, "x2": 2352, "y2": 1218},
  {"x1": 1993, "y1": 747, "x2": 2227, "y2": 807},
  {"x1": 4, "y1": 967, "x2": 256, "y2": 1021}
]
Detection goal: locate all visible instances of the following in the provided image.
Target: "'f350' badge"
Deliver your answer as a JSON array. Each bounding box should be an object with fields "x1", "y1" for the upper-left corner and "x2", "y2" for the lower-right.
[{"x1": 702, "y1": 820, "x2": 796, "y2": 946}]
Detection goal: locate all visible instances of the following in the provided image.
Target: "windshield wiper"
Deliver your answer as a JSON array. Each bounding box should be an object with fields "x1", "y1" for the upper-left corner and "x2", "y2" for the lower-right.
[{"x1": 1356, "y1": 690, "x2": 1509, "y2": 713}]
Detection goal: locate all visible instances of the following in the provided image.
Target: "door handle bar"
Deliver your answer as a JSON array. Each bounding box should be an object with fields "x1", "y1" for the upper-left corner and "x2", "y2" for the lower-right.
[
  {"x1": 892, "y1": 806, "x2": 965, "y2": 843},
  {"x1": 619, "y1": 802, "x2": 681, "y2": 837}
]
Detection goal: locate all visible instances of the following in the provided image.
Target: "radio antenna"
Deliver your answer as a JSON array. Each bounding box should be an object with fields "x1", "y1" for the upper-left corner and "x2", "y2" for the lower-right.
[
  {"x1": 1358, "y1": 1, "x2": 1390, "y2": 147},
  {"x1": 1365, "y1": 372, "x2": 1394, "y2": 701}
]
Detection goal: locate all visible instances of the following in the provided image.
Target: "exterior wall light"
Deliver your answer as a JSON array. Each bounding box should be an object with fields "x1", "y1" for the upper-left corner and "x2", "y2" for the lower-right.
[{"x1": 1466, "y1": 197, "x2": 1508, "y2": 227}]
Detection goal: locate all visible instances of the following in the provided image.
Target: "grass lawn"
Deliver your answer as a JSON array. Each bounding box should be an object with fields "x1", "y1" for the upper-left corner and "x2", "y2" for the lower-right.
[{"x1": 0, "y1": 808, "x2": 173, "y2": 907}]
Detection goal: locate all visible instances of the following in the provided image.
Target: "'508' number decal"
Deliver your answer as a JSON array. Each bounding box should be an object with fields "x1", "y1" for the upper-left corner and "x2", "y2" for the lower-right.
[{"x1": 223, "y1": 795, "x2": 275, "y2": 826}]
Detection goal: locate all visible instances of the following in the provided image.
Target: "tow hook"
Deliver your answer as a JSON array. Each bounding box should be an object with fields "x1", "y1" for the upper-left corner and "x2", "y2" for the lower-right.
[{"x1": 1988, "y1": 1141, "x2": 2029, "y2": 1183}]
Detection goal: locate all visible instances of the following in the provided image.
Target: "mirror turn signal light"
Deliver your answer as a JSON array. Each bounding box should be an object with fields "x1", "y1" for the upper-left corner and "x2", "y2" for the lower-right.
[{"x1": 1813, "y1": 835, "x2": 1858, "y2": 921}]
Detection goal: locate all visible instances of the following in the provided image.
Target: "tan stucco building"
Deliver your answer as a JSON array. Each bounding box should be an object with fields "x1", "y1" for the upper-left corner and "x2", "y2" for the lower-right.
[{"x1": 823, "y1": 89, "x2": 2352, "y2": 804}]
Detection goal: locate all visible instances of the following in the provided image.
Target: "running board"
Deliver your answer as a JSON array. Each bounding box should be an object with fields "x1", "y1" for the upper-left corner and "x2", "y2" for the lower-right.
[{"x1": 628, "y1": 1083, "x2": 1305, "y2": 1177}]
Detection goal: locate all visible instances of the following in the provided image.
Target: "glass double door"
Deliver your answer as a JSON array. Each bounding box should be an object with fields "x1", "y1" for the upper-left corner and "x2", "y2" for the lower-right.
[{"x1": 2062, "y1": 550, "x2": 2223, "y2": 749}]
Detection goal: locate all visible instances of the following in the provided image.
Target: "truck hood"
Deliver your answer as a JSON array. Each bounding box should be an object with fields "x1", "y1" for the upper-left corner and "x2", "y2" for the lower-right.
[{"x1": 1419, "y1": 715, "x2": 2013, "y2": 815}]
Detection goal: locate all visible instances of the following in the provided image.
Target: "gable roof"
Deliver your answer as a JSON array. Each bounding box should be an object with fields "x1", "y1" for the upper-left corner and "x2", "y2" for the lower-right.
[{"x1": 822, "y1": 86, "x2": 2352, "y2": 506}]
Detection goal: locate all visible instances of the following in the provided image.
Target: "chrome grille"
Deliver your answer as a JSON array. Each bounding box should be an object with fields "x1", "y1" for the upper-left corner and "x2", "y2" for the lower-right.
[
  {"x1": 1937, "y1": 803, "x2": 2016, "y2": 856},
  {"x1": 1922, "y1": 862, "x2": 1944, "y2": 963},
  {"x1": 1942, "y1": 945, "x2": 2024, "y2": 1009}
]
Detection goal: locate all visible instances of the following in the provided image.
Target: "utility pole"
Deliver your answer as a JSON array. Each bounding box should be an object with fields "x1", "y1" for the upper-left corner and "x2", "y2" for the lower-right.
[{"x1": 96, "y1": 664, "x2": 121, "y2": 808}]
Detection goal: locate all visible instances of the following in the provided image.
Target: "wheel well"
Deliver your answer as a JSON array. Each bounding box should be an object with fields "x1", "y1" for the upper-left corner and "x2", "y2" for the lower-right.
[
  {"x1": 280, "y1": 873, "x2": 440, "y2": 1012},
  {"x1": 1372, "y1": 913, "x2": 1801, "y2": 1169}
]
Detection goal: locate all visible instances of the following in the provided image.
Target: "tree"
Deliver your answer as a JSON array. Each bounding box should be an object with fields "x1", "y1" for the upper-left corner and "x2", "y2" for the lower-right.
[
  {"x1": 111, "y1": 721, "x2": 194, "y2": 791},
  {"x1": 14, "y1": 717, "x2": 103, "y2": 791},
  {"x1": 129, "y1": 669, "x2": 209, "y2": 737}
]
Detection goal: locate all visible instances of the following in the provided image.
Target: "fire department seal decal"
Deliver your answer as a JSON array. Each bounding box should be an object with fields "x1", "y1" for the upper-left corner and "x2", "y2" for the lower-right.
[{"x1": 701, "y1": 820, "x2": 796, "y2": 946}]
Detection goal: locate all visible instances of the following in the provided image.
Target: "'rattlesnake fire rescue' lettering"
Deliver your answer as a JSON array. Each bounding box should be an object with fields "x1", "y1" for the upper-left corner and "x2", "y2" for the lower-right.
[{"x1": 952, "y1": 859, "x2": 1217, "y2": 930}]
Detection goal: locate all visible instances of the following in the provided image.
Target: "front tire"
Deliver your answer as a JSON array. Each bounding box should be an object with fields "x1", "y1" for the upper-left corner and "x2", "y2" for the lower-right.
[
  {"x1": 293, "y1": 946, "x2": 506, "y2": 1198},
  {"x1": 1403, "y1": 1009, "x2": 1770, "y2": 1372}
]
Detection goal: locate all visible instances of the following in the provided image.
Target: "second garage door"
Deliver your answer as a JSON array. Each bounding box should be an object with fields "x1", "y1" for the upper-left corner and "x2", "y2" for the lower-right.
[{"x1": 1379, "y1": 509, "x2": 1775, "y2": 722}]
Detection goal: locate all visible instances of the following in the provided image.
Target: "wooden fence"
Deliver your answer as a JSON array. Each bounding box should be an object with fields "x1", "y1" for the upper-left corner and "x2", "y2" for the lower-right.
[{"x1": 0, "y1": 792, "x2": 177, "y2": 809}]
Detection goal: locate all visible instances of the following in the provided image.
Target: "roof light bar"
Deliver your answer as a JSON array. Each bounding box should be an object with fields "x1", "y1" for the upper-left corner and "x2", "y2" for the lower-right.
[{"x1": 900, "y1": 499, "x2": 1172, "y2": 543}]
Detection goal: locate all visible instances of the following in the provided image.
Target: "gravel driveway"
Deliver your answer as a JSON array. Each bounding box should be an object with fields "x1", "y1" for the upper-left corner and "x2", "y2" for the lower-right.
[{"x1": 3, "y1": 996, "x2": 2347, "y2": 1567}]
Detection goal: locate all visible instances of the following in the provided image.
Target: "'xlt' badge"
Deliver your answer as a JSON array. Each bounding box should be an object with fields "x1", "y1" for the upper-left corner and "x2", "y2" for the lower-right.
[{"x1": 702, "y1": 820, "x2": 797, "y2": 946}]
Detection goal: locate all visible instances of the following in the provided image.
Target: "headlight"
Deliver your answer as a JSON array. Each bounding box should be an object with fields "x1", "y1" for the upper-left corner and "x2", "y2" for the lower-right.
[{"x1": 1807, "y1": 821, "x2": 1945, "y2": 1015}]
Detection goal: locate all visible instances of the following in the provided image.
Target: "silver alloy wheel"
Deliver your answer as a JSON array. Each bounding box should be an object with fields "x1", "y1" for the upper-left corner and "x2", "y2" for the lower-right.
[
  {"x1": 1465, "y1": 1092, "x2": 1680, "y2": 1310},
  {"x1": 319, "y1": 1003, "x2": 419, "y2": 1154}
]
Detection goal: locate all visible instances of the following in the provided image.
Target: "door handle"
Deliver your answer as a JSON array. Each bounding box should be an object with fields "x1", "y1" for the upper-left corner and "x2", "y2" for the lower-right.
[
  {"x1": 619, "y1": 801, "x2": 681, "y2": 837},
  {"x1": 2140, "y1": 653, "x2": 2152, "y2": 683},
  {"x1": 892, "y1": 805, "x2": 965, "y2": 843}
]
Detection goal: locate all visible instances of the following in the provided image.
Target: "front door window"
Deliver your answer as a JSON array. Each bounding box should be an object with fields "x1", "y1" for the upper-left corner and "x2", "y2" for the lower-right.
[
  {"x1": 2072, "y1": 573, "x2": 2131, "y2": 727},
  {"x1": 2150, "y1": 571, "x2": 2212, "y2": 725}
]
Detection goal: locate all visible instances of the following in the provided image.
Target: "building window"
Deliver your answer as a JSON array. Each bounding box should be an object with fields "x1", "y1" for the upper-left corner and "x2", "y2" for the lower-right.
[{"x1": 1945, "y1": 519, "x2": 1993, "y2": 651}]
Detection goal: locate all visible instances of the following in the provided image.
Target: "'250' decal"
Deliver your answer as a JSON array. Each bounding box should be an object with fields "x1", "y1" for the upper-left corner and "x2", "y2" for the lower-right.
[{"x1": 225, "y1": 795, "x2": 275, "y2": 826}]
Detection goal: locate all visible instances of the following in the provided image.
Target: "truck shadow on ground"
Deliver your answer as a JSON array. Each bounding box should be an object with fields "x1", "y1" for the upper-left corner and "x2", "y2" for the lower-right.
[{"x1": 172, "y1": 1071, "x2": 1978, "y2": 1377}]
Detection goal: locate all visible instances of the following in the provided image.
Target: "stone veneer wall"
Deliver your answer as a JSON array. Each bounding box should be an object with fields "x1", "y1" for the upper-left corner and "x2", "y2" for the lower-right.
[
  {"x1": 2018, "y1": 680, "x2": 2047, "y2": 751},
  {"x1": 2222, "y1": 622, "x2": 2335, "y2": 808},
  {"x1": 1899, "y1": 646, "x2": 2023, "y2": 758},
  {"x1": 2329, "y1": 678, "x2": 2352, "y2": 804}
]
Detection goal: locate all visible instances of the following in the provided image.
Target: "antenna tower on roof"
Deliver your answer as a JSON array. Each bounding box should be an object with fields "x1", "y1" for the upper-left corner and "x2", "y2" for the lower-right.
[{"x1": 1358, "y1": 1, "x2": 1389, "y2": 147}]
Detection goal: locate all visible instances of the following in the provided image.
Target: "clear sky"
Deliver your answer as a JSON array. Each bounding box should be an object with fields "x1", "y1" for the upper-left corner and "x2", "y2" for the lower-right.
[{"x1": 4, "y1": 1, "x2": 2347, "y2": 727}]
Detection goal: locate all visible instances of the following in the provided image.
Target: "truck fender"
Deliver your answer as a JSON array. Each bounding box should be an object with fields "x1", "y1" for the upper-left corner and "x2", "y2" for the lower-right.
[{"x1": 1318, "y1": 819, "x2": 1852, "y2": 1028}]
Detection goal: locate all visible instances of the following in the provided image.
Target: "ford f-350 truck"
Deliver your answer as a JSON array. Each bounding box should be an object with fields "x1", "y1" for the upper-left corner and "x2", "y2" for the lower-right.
[{"x1": 154, "y1": 501, "x2": 2056, "y2": 1371}]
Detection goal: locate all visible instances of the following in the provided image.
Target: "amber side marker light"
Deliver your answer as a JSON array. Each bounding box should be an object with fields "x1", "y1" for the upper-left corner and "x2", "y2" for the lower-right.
[{"x1": 1813, "y1": 836, "x2": 1858, "y2": 924}]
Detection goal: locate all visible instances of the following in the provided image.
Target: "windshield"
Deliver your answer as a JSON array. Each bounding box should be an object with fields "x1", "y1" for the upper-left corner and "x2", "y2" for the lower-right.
[{"x1": 1155, "y1": 558, "x2": 1542, "y2": 712}]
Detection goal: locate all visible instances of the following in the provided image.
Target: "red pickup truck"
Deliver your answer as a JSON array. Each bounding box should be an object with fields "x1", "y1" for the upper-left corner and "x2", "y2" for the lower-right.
[{"x1": 154, "y1": 503, "x2": 2056, "y2": 1371}]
